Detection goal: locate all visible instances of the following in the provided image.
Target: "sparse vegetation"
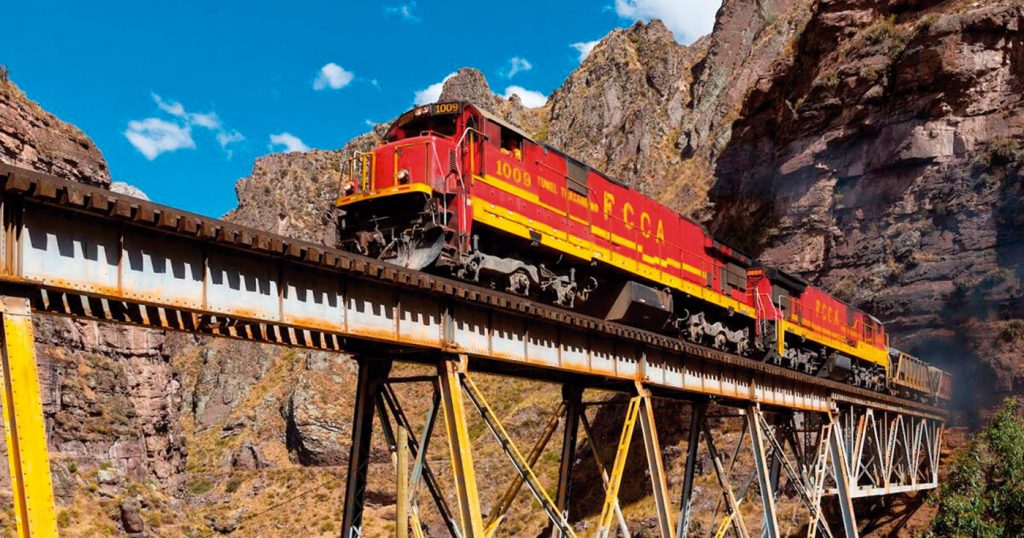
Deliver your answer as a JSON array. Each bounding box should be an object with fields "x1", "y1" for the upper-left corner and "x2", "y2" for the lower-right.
[
  {"x1": 977, "y1": 137, "x2": 1022, "y2": 170},
  {"x1": 225, "y1": 475, "x2": 244, "y2": 493},
  {"x1": 56, "y1": 509, "x2": 72, "y2": 528},
  {"x1": 859, "y1": 14, "x2": 913, "y2": 59},
  {"x1": 916, "y1": 13, "x2": 941, "y2": 34},
  {"x1": 811, "y1": 69, "x2": 842, "y2": 90},
  {"x1": 0, "y1": 65, "x2": 8, "y2": 83},
  {"x1": 864, "y1": 15, "x2": 899, "y2": 46},
  {"x1": 833, "y1": 277, "x2": 859, "y2": 303},
  {"x1": 188, "y1": 477, "x2": 213, "y2": 495},
  {"x1": 926, "y1": 398, "x2": 1024, "y2": 537}
]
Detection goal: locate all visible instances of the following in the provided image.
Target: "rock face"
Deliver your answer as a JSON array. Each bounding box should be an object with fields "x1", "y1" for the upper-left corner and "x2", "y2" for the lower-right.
[
  {"x1": 709, "y1": 1, "x2": 1024, "y2": 412},
  {"x1": 546, "y1": 20, "x2": 700, "y2": 204},
  {"x1": 0, "y1": 77, "x2": 109, "y2": 187},
  {"x1": 226, "y1": 132, "x2": 382, "y2": 242}
]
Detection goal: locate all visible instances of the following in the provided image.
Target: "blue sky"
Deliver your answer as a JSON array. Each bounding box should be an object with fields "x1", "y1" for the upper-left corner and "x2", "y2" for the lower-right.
[{"x1": 4, "y1": 0, "x2": 719, "y2": 217}]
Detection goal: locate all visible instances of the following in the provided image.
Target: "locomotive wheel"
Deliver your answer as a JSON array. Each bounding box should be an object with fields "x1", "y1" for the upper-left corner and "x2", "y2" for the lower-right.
[{"x1": 507, "y1": 269, "x2": 531, "y2": 296}]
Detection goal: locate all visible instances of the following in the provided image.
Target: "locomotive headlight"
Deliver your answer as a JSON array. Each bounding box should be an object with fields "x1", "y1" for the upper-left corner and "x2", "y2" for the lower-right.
[
  {"x1": 397, "y1": 168, "x2": 411, "y2": 184},
  {"x1": 343, "y1": 181, "x2": 357, "y2": 195}
]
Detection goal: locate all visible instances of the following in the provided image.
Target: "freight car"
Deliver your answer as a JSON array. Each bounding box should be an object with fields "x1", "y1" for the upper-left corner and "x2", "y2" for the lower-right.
[{"x1": 333, "y1": 101, "x2": 948, "y2": 399}]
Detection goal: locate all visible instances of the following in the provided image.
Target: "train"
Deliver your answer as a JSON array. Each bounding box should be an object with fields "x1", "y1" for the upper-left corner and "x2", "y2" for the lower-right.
[{"x1": 333, "y1": 101, "x2": 952, "y2": 401}]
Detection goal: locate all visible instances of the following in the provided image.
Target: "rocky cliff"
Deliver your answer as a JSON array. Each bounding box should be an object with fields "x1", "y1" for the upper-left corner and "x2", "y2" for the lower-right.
[
  {"x1": 0, "y1": 76, "x2": 109, "y2": 187},
  {"x1": 709, "y1": 0, "x2": 1024, "y2": 414}
]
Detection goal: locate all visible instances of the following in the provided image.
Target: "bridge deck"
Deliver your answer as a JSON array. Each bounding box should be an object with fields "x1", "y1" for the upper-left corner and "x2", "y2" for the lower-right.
[
  {"x1": 0, "y1": 163, "x2": 943, "y2": 419},
  {"x1": 0, "y1": 164, "x2": 948, "y2": 538}
]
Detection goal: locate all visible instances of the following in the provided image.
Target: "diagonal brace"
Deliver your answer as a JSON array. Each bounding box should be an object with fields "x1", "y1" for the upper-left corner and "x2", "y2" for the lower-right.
[{"x1": 460, "y1": 374, "x2": 577, "y2": 538}]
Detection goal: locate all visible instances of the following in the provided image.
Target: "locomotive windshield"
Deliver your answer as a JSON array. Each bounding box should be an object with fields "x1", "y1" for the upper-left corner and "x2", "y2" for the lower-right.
[
  {"x1": 397, "y1": 115, "x2": 457, "y2": 138},
  {"x1": 387, "y1": 102, "x2": 462, "y2": 141}
]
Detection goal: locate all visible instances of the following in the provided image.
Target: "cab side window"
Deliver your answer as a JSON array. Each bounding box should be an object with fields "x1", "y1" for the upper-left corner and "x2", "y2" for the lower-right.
[{"x1": 499, "y1": 126, "x2": 523, "y2": 161}]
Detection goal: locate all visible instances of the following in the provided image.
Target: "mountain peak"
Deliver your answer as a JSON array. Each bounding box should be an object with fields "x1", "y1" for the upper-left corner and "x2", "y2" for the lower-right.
[{"x1": 439, "y1": 67, "x2": 498, "y2": 108}]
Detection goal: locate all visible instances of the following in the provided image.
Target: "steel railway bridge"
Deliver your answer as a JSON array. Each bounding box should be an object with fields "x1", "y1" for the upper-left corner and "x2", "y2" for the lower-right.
[{"x1": 0, "y1": 164, "x2": 945, "y2": 537}]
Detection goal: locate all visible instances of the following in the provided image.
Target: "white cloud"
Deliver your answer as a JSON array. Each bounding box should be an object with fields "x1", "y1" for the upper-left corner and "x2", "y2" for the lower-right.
[
  {"x1": 313, "y1": 63, "x2": 354, "y2": 90},
  {"x1": 571, "y1": 40, "x2": 600, "y2": 63},
  {"x1": 502, "y1": 86, "x2": 548, "y2": 108},
  {"x1": 152, "y1": 94, "x2": 186, "y2": 118},
  {"x1": 615, "y1": 0, "x2": 721, "y2": 44},
  {"x1": 504, "y1": 57, "x2": 533, "y2": 78},
  {"x1": 414, "y1": 72, "x2": 456, "y2": 106},
  {"x1": 385, "y1": 2, "x2": 420, "y2": 22},
  {"x1": 217, "y1": 129, "x2": 245, "y2": 159},
  {"x1": 124, "y1": 118, "x2": 194, "y2": 160},
  {"x1": 126, "y1": 94, "x2": 242, "y2": 159},
  {"x1": 269, "y1": 132, "x2": 310, "y2": 153},
  {"x1": 189, "y1": 111, "x2": 222, "y2": 130}
]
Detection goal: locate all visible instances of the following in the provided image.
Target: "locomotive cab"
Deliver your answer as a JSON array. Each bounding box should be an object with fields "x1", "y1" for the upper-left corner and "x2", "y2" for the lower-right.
[{"x1": 336, "y1": 102, "x2": 471, "y2": 269}]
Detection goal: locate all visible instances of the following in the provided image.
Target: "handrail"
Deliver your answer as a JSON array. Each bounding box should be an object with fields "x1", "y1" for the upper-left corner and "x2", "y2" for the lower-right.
[{"x1": 341, "y1": 151, "x2": 376, "y2": 194}]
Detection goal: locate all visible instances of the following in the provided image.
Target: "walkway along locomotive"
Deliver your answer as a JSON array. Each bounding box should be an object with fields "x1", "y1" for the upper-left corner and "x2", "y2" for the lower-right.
[{"x1": 333, "y1": 102, "x2": 951, "y2": 400}]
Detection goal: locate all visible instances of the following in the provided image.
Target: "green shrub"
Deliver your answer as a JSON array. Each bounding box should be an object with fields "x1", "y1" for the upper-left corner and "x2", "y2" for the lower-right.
[
  {"x1": 225, "y1": 475, "x2": 244, "y2": 494},
  {"x1": 975, "y1": 137, "x2": 1021, "y2": 171},
  {"x1": 926, "y1": 398, "x2": 1024, "y2": 537},
  {"x1": 187, "y1": 477, "x2": 213, "y2": 495},
  {"x1": 864, "y1": 15, "x2": 898, "y2": 45},
  {"x1": 56, "y1": 509, "x2": 72, "y2": 528}
]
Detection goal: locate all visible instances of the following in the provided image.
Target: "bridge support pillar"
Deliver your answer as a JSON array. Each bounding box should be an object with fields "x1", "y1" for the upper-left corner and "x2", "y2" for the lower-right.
[
  {"x1": 580, "y1": 403, "x2": 630, "y2": 536},
  {"x1": 0, "y1": 295, "x2": 57, "y2": 538},
  {"x1": 637, "y1": 386, "x2": 675, "y2": 538},
  {"x1": 438, "y1": 355, "x2": 485, "y2": 537},
  {"x1": 340, "y1": 357, "x2": 393, "y2": 537},
  {"x1": 829, "y1": 411, "x2": 860, "y2": 538},
  {"x1": 747, "y1": 406, "x2": 780, "y2": 538},
  {"x1": 551, "y1": 384, "x2": 582, "y2": 536},
  {"x1": 676, "y1": 402, "x2": 705, "y2": 538},
  {"x1": 375, "y1": 374, "x2": 459, "y2": 536}
]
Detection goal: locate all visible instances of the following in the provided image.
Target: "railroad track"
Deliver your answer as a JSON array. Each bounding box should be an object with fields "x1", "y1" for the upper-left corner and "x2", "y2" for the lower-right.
[{"x1": 0, "y1": 162, "x2": 946, "y2": 418}]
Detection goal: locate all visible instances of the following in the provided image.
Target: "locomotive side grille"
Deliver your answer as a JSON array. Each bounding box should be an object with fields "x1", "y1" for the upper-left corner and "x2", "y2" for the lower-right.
[{"x1": 449, "y1": 148, "x2": 457, "y2": 172}]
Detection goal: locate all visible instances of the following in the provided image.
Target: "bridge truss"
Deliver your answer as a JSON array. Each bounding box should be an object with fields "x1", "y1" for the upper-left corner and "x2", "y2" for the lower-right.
[{"x1": 0, "y1": 164, "x2": 945, "y2": 537}]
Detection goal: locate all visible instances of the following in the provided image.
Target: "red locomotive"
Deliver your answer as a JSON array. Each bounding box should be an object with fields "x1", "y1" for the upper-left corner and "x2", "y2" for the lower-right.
[{"x1": 334, "y1": 102, "x2": 950, "y2": 398}]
